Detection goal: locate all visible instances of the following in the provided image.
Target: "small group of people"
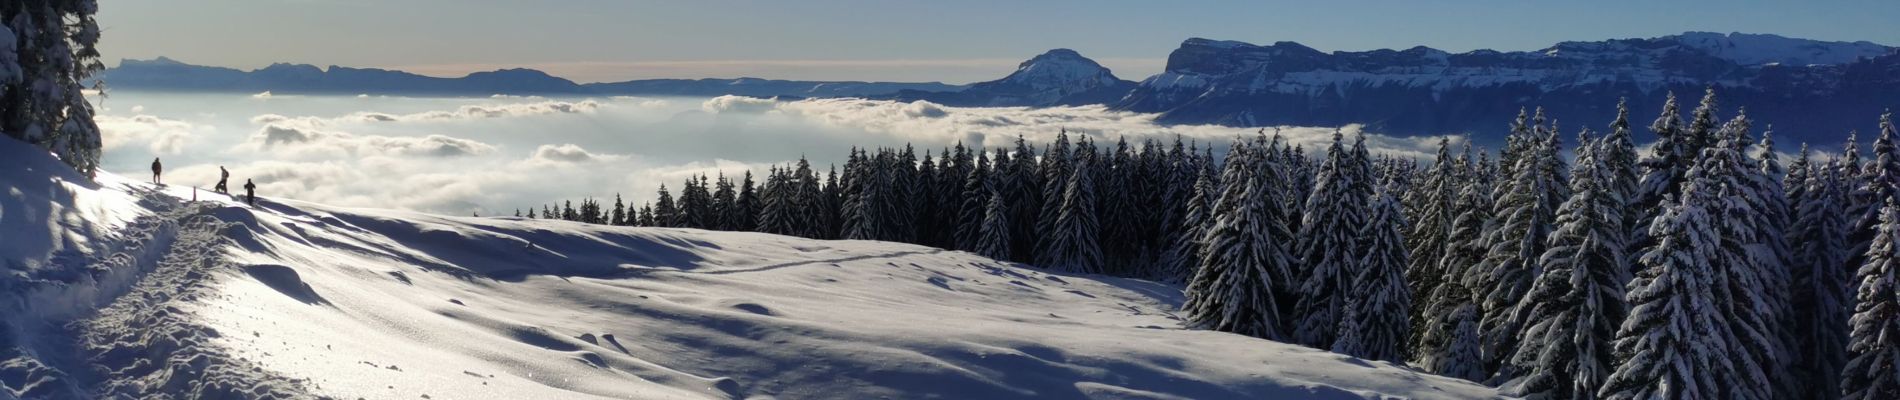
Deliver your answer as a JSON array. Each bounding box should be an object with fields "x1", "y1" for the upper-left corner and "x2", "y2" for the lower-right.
[{"x1": 152, "y1": 158, "x2": 257, "y2": 205}]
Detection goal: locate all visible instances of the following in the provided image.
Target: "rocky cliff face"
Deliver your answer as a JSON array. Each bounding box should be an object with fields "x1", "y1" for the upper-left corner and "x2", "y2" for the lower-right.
[{"x1": 1113, "y1": 32, "x2": 1900, "y2": 144}]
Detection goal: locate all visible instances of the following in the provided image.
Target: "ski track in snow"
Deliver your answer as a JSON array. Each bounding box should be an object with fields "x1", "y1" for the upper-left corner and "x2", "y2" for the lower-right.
[{"x1": 2, "y1": 140, "x2": 1496, "y2": 399}]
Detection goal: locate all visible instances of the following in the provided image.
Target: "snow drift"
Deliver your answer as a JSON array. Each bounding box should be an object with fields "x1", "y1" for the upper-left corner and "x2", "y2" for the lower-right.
[{"x1": 0, "y1": 137, "x2": 1495, "y2": 399}]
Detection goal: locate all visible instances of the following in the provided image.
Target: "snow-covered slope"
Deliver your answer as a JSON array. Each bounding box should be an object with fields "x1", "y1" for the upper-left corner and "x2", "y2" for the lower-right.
[{"x1": 0, "y1": 139, "x2": 1495, "y2": 399}]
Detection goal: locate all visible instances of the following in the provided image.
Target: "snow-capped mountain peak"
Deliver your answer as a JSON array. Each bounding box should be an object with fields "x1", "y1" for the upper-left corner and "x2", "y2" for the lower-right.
[
  {"x1": 1666, "y1": 31, "x2": 1893, "y2": 66},
  {"x1": 998, "y1": 48, "x2": 1122, "y2": 91}
]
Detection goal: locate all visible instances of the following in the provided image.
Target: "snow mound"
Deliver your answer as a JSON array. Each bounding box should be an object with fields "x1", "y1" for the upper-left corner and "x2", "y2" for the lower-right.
[{"x1": 0, "y1": 138, "x2": 1495, "y2": 399}]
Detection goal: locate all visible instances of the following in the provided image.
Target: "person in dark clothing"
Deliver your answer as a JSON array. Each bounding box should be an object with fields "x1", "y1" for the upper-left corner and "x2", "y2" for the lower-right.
[
  {"x1": 243, "y1": 179, "x2": 257, "y2": 205},
  {"x1": 151, "y1": 158, "x2": 163, "y2": 185},
  {"x1": 214, "y1": 166, "x2": 230, "y2": 193}
]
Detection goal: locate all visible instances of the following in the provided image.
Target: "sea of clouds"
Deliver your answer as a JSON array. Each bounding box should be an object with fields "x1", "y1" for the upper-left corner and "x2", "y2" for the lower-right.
[{"x1": 94, "y1": 93, "x2": 1461, "y2": 216}]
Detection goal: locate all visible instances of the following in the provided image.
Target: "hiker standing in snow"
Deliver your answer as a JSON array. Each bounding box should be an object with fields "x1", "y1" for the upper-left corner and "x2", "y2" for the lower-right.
[
  {"x1": 150, "y1": 158, "x2": 163, "y2": 185},
  {"x1": 214, "y1": 166, "x2": 230, "y2": 193},
  {"x1": 243, "y1": 179, "x2": 257, "y2": 205}
]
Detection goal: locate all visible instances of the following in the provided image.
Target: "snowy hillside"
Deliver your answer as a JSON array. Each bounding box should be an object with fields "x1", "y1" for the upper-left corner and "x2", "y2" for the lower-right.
[{"x1": 0, "y1": 137, "x2": 1495, "y2": 399}]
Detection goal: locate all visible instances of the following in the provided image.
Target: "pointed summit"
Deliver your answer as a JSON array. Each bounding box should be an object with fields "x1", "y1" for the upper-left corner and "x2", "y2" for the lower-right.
[{"x1": 887, "y1": 48, "x2": 1136, "y2": 107}]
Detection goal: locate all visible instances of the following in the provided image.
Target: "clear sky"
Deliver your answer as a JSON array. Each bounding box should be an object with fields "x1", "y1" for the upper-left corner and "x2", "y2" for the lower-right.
[{"x1": 98, "y1": 0, "x2": 1900, "y2": 84}]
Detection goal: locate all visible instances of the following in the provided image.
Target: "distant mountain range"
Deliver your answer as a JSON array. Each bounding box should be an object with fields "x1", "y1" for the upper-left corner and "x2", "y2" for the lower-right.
[
  {"x1": 101, "y1": 57, "x2": 964, "y2": 98},
  {"x1": 104, "y1": 32, "x2": 1900, "y2": 144}
]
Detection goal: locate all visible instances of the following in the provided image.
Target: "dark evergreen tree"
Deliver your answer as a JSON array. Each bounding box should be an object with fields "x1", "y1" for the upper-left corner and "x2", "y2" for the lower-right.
[
  {"x1": 653, "y1": 184, "x2": 678, "y2": 228},
  {"x1": 1790, "y1": 157, "x2": 1852, "y2": 400},
  {"x1": 973, "y1": 188, "x2": 1012, "y2": 261},
  {"x1": 954, "y1": 151, "x2": 993, "y2": 252},
  {"x1": 611, "y1": 194, "x2": 627, "y2": 226},
  {"x1": 711, "y1": 174, "x2": 736, "y2": 230},
  {"x1": 735, "y1": 171, "x2": 760, "y2": 232},
  {"x1": 1038, "y1": 157, "x2": 1104, "y2": 273}
]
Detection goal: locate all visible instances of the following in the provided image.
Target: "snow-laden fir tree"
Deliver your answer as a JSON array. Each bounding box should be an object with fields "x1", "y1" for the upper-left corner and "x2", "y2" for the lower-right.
[
  {"x1": 735, "y1": 171, "x2": 760, "y2": 232},
  {"x1": 652, "y1": 184, "x2": 678, "y2": 228},
  {"x1": 637, "y1": 203, "x2": 654, "y2": 227},
  {"x1": 1502, "y1": 132, "x2": 1628, "y2": 400},
  {"x1": 1, "y1": 2, "x2": 106, "y2": 177},
  {"x1": 755, "y1": 167, "x2": 789, "y2": 234},
  {"x1": 1600, "y1": 99, "x2": 1642, "y2": 273},
  {"x1": 842, "y1": 150, "x2": 889, "y2": 241},
  {"x1": 1842, "y1": 198, "x2": 1900, "y2": 400},
  {"x1": 712, "y1": 174, "x2": 736, "y2": 230},
  {"x1": 1035, "y1": 130, "x2": 1075, "y2": 253},
  {"x1": 1181, "y1": 137, "x2": 1298, "y2": 340},
  {"x1": 1598, "y1": 178, "x2": 1733, "y2": 400},
  {"x1": 1157, "y1": 157, "x2": 1218, "y2": 283},
  {"x1": 973, "y1": 188, "x2": 1013, "y2": 261},
  {"x1": 1099, "y1": 137, "x2": 1145, "y2": 274},
  {"x1": 1789, "y1": 156, "x2": 1853, "y2": 400},
  {"x1": 611, "y1": 195, "x2": 627, "y2": 226},
  {"x1": 1037, "y1": 158, "x2": 1104, "y2": 273},
  {"x1": 1293, "y1": 132, "x2": 1373, "y2": 349},
  {"x1": 953, "y1": 151, "x2": 992, "y2": 252},
  {"x1": 1006, "y1": 136, "x2": 1044, "y2": 263},
  {"x1": 788, "y1": 157, "x2": 828, "y2": 239},
  {"x1": 1411, "y1": 153, "x2": 1492, "y2": 368},
  {"x1": 1404, "y1": 139, "x2": 1461, "y2": 342},
  {"x1": 1332, "y1": 179, "x2": 1410, "y2": 362},
  {"x1": 1633, "y1": 92, "x2": 1689, "y2": 242},
  {"x1": 1849, "y1": 113, "x2": 1900, "y2": 280},
  {"x1": 1469, "y1": 123, "x2": 1567, "y2": 381},
  {"x1": 1690, "y1": 114, "x2": 1787, "y2": 400}
]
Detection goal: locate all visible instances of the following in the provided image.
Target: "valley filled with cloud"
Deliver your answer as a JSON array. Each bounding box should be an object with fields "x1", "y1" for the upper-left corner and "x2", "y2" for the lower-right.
[{"x1": 95, "y1": 93, "x2": 1455, "y2": 215}]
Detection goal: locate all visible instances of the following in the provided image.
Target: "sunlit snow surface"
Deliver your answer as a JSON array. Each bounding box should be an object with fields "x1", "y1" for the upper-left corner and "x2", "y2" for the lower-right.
[{"x1": 3, "y1": 138, "x2": 1494, "y2": 399}]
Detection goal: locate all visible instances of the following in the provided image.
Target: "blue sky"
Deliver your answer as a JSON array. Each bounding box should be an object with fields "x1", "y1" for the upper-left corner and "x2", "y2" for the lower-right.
[{"x1": 99, "y1": 0, "x2": 1900, "y2": 84}]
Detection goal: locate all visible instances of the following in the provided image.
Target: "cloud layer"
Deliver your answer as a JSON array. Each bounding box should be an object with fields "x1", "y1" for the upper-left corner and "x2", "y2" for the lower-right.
[{"x1": 98, "y1": 94, "x2": 1456, "y2": 216}]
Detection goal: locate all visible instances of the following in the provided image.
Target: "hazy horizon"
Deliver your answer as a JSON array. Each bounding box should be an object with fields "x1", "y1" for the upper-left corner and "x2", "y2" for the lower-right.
[{"x1": 97, "y1": 0, "x2": 1900, "y2": 84}]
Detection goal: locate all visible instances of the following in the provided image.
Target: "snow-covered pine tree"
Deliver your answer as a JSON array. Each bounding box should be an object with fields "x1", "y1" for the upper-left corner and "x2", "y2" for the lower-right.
[
  {"x1": 1503, "y1": 131, "x2": 1628, "y2": 400},
  {"x1": 1599, "y1": 179, "x2": 1732, "y2": 400},
  {"x1": 1633, "y1": 93, "x2": 1690, "y2": 248},
  {"x1": 1035, "y1": 130, "x2": 1075, "y2": 252},
  {"x1": 1849, "y1": 113, "x2": 1900, "y2": 282},
  {"x1": 756, "y1": 167, "x2": 789, "y2": 234},
  {"x1": 1469, "y1": 123, "x2": 1566, "y2": 381},
  {"x1": 1007, "y1": 136, "x2": 1044, "y2": 262},
  {"x1": 1157, "y1": 155, "x2": 1218, "y2": 283},
  {"x1": 888, "y1": 145, "x2": 922, "y2": 243},
  {"x1": 1790, "y1": 157, "x2": 1853, "y2": 399},
  {"x1": 1333, "y1": 179, "x2": 1410, "y2": 362},
  {"x1": 1038, "y1": 157, "x2": 1105, "y2": 273},
  {"x1": 736, "y1": 171, "x2": 760, "y2": 232},
  {"x1": 676, "y1": 175, "x2": 712, "y2": 228},
  {"x1": 1181, "y1": 136, "x2": 1297, "y2": 341},
  {"x1": 1294, "y1": 132, "x2": 1373, "y2": 349},
  {"x1": 1405, "y1": 138, "x2": 1460, "y2": 341},
  {"x1": 1099, "y1": 137, "x2": 1144, "y2": 274},
  {"x1": 611, "y1": 194, "x2": 627, "y2": 226},
  {"x1": 1690, "y1": 114, "x2": 1787, "y2": 400},
  {"x1": 954, "y1": 151, "x2": 993, "y2": 251},
  {"x1": 790, "y1": 157, "x2": 827, "y2": 239},
  {"x1": 712, "y1": 174, "x2": 736, "y2": 230},
  {"x1": 1842, "y1": 197, "x2": 1900, "y2": 400},
  {"x1": 973, "y1": 188, "x2": 1012, "y2": 261},
  {"x1": 1600, "y1": 99, "x2": 1642, "y2": 272},
  {"x1": 0, "y1": 2, "x2": 106, "y2": 177},
  {"x1": 637, "y1": 203, "x2": 654, "y2": 227},
  {"x1": 1411, "y1": 147, "x2": 1494, "y2": 369}
]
